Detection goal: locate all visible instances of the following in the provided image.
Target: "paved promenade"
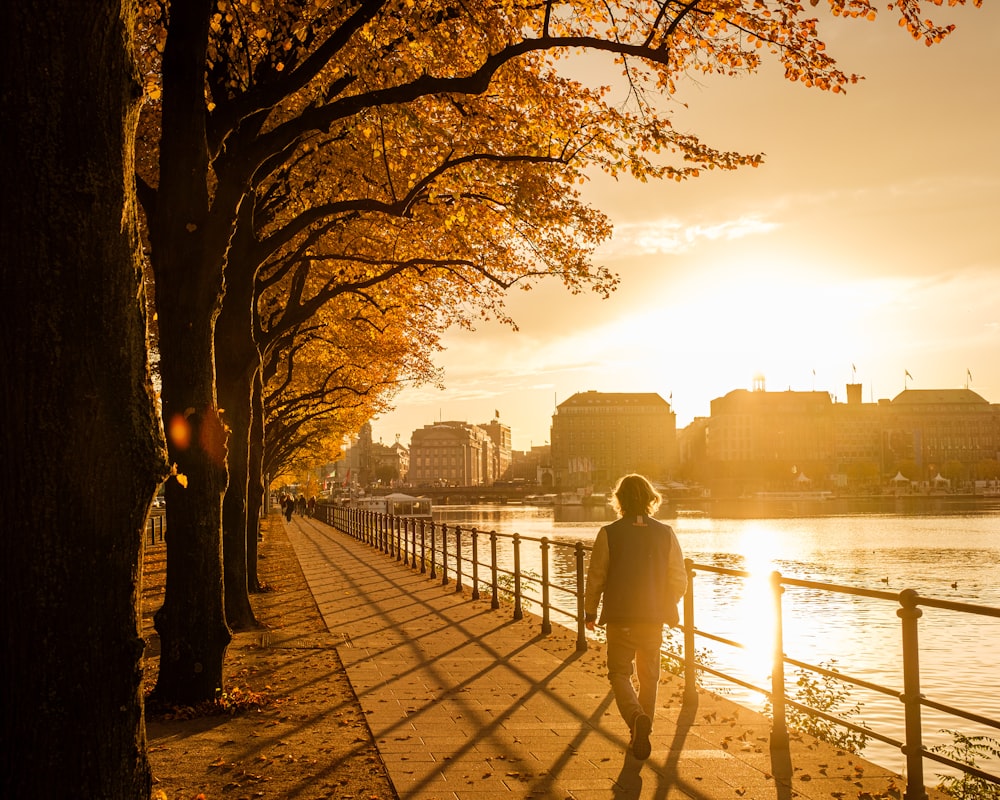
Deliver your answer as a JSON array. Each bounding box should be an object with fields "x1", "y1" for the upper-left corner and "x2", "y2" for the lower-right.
[{"x1": 285, "y1": 515, "x2": 933, "y2": 800}]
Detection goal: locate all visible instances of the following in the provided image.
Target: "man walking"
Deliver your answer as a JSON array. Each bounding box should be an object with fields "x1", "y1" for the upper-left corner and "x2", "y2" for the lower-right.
[{"x1": 585, "y1": 473, "x2": 687, "y2": 760}]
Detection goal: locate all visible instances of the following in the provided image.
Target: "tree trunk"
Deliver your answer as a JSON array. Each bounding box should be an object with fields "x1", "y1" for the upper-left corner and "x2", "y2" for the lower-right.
[
  {"x1": 152, "y1": 309, "x2": 232, "y2": 701},
  {"x1": 217, "y1": 355, "x2": 259, "y2": 629},
  {"x1": 1, "y1": 1, "x2": 167, "y2": 795},
  {"x1": 216, "y1": 226, "x2": 262, "y2": 628},
  {"x1": 149, "y1": 0, "x2": 232, "y2": 704},
  {"x1": 247, "y1": 369, "x2": 267, "y2": 591}
]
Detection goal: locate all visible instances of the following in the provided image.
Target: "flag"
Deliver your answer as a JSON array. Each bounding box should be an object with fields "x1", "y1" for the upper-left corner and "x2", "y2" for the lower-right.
[
  {"x1": 967, "y1": 368, "x2": 973, "y2": 381},
  {"x1": 905, "y1": 370, "x2": 912, "y2": 380},
  {"x1": 342, "y1": 468, "x2": 351, "y2": 487},
  {"x1": 852, "y1": 363, "x2": 857, "y2": 372},
  {"x1": 495, "y1": 409, "x2": 500, "y2": 418}
]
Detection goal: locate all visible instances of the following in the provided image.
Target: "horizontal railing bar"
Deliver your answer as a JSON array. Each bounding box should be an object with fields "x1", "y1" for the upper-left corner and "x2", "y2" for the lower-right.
[
  {"x1": 689, "y1": 564, "x2": 751, "y2": 579},
  {"x1": 921, "y1": 746, "x2": 1000, "y2": 784},
  {"x1": 695, "y1": 660, "x2": 768, "y2": 697},
  {"x1": 784, "y1": 655, "x2": 899, "y2": 699},
  {"x1": 784, "y1": 695, "x2": 901, "y2": 748},
  {"x1": 911, "y1": 594, "x2": 1000, "y2": 617},
  {"x1": 778, "y1": 575, "x2": 898, "y2": 602},
  {"x1": 920, "y1": 697, "x2": 1000, "y2": 731},
  {"x1": 692, "y1": 627, "x2": 747, "y2": 650}
]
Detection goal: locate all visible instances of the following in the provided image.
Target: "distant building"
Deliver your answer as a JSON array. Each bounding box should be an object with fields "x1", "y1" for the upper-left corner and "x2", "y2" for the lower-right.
[
  {"x1": 408, "y1": 421, "x2": 495, "y2": 486},
  {"x1": 550, "y1": 391, "x2": 676, "y2": 490},
  {"x1": 685, "y1": 383, "x2": 1000, "y2": 495},
  {"x1": 510, "y1": 444, "x2": 552, "y2": 487},
  {"x1": 882, "y1": 388, "x2": 1000, "y2": 480},
  {"x1": 371, "y1": 437, "x2": 409, "y2": 486},
  {"x1": 343, "y1": 424, "x2": 409, "y2": 487},
  {"x1": 478, "y1": 419, "x2": 513, "y2": 481},
  {"x1": 345, "y1": 422, "x2": 375, "y2": 487},
  {"x1": 705, "y1": 387, "x2": 836, "y2": 495},
  {"x1": 675, "y1": 417, "x2": 709, "y2": 484}
]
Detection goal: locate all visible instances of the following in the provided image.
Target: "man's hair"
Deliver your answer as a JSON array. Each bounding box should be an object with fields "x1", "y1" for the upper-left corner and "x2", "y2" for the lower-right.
[{"x1": 611, "y1": 473, "x2": 662, "y2": 517}]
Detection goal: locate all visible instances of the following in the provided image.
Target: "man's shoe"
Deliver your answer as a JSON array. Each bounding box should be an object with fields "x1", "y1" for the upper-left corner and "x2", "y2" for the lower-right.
[{"x1": 630, "y1": 713, "x2": 652, "y2": 760}]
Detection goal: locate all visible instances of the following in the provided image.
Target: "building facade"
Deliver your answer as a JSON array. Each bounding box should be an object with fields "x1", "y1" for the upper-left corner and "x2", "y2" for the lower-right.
[
  {"x1": 550, "y1": 391, "x2": 676, "y2": 490},
  {"x1": 881, "y1": 389, "x2": 1000, "y2": 481},
  {"x1": 478, "y1": 419, "x2": 513, "y2": 482},
  {"x1": 371, "y1": 438, "x2": 409, "y2": 486},
  {"x1": 687, "y1": 384, "x2": 1000, "y2": 495},
  {"x1": 408, "y1": 421, "x2": 496, "y2": 486},
  {"x1": 510, "y1": 444, "x2": 552, "y2": 486}
]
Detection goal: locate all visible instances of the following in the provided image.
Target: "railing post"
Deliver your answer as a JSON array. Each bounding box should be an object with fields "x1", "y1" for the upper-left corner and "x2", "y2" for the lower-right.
[
  {"x1": 898, "y1": 589, "x2": 928, "y2": 800},
  {"x1": 471, "y1": 529, "x2": 480, "y2": 600},
  {"x1": 454, "y1": 526, "x2": 463, "y2": 593},
  {"x1": 575, "y1": 542, "x2": 587, "y2": 652},
  {"x1": 512, "y1": 532, "x2": 523, "y2": 620},
  {"x1": 540, "y1": 537, "x2": 551, "y2": 635},
  {"x1": 429, "y1": 522, "x2": 437, "y2": 580},
  {"x1": 769, "y1": 570, "x2": 789, "y2": 753},
  {"x1": 396, "y1": 516, "x2": 403, "y2": 562},
  {"x1": 419, "y1": 519, "x2": 427, "y2": 574},
  {"x1": 683, "y1": 558, "x2": 697, "y2": 701},
  {"x1": 490, "y1": 531, "x2": 500, "y2": 610},
  {"x1": 440, "y1": 523, "x2": 449, "y2": 586}
]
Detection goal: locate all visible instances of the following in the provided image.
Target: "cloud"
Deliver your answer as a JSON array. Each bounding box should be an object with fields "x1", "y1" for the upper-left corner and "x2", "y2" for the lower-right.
[{"x1": 598, "y1": 215, "x2": 780, "y2": 257}]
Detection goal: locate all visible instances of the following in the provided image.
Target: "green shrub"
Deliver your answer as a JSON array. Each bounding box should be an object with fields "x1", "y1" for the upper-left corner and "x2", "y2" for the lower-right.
[
  {"x1": 764, "y1": 659, "x2": 869, "y2": 753},
  {"x1": 932, "y1": 730, "x2": 1000, "y2": 800}
]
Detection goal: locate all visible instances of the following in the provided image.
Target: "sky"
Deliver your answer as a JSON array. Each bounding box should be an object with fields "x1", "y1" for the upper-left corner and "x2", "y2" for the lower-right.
[{"x1": 371, "y1": 3, "x2": 1000, "y2": 452}]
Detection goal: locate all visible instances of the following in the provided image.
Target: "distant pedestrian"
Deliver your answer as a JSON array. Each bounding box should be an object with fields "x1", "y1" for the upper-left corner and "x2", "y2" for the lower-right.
[
  {"x1": 584, "y1": 473, "x2": 686, "y2": 760},
  {"x1": 307, "y1": 496, "x2": 316, "y2": 515},
  {"x1": 283, "y1": 495, "x2": 294, "y2": 522}
]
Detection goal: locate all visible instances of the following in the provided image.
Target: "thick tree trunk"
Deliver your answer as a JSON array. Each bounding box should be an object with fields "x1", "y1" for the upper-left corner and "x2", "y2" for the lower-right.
[
  {"x1": 149, "y1": 0, "x2": 232, "y2": 704},
  {"x1": 152, "y1": 310, "x2": 232, "y2": 701},
  {"x1": 0, "y1": 1, "x2": 167, "y2": 795}
]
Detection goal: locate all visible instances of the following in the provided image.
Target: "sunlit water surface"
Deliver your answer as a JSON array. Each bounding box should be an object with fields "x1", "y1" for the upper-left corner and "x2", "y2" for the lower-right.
[{"x1": 431, "y1": 504, "x2": 1000, "y2": 778}]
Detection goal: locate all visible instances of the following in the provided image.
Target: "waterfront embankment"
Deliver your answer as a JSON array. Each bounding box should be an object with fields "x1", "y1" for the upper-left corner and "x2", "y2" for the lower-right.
[{"x1": 285, "y1": 513, "x2": 951, "y2": 800}]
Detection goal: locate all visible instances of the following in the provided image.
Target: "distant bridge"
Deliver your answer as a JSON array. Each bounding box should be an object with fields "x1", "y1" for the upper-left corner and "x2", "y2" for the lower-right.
[{"x1": 390, "y1": 485, "x2": 544, "y2": 504}]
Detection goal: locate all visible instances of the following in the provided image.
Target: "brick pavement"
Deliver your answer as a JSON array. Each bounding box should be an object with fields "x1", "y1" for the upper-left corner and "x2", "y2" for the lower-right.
[{"x1": 285, "y1": 515, "x2": 940, "y2": 800}]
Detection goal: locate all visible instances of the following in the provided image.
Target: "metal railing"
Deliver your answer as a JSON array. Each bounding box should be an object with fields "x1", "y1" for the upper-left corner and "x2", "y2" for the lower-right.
[
  {"x1": 316, "y1": 503, "x2": 999, "y2": 800},
  {"x1": 146, "y1": 513, "x2": 166, "y2": 545}
]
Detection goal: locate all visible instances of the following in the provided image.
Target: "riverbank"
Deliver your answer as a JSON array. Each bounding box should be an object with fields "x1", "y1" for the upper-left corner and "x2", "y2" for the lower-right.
[{"x1": 668, "y1": 493, "x2": 1000, "y2": 519}]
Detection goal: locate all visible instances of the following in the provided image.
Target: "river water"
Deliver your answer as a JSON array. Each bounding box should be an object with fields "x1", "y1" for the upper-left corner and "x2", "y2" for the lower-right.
[{"x1": 430, "y1": 503, "x2": 1000, "y2": 780}]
